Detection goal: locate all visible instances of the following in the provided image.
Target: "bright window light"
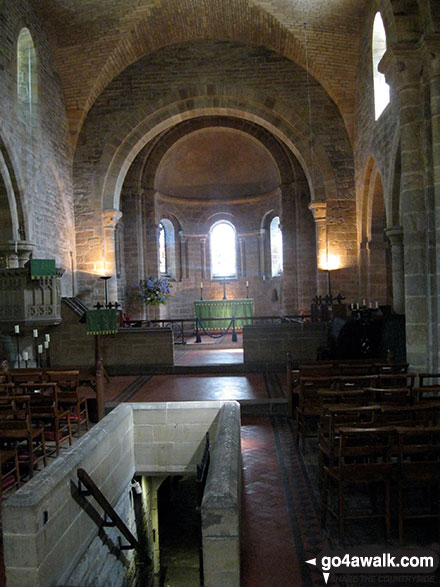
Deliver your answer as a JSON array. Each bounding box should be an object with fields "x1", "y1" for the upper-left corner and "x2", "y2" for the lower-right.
[
  {"x1": 372, "y1": 13, "x2": 390, "y2": 120},
  {"x1": 270, "y1": 216, "x2": 283, "y2": 276},
  {"x1": 211, "y1": 222, "x2": 237, "y2": 278}
]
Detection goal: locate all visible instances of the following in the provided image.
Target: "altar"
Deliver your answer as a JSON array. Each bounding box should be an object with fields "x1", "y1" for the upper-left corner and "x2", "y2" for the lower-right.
[{"x1": 194, "y1": 299, "x2": 254, "y2": 330}]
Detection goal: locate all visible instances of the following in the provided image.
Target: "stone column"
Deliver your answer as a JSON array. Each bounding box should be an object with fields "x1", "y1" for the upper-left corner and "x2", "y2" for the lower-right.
[
  {"x1": 180, "y1": 233, "x2": 188, "y2": 279},
  {"x1": 381, "y1": 46, "x2": 428, "y2": 369},
  {"x1": 308, "y1": 201, "x2": 327, "y2": 295},
  {"x1": 239, "y1": 237, "x2": 246, "y2": 277},
  {"x1": 102, "y1": 209, "x2": 122, "y2": 304},
  {"x1": 200, "y1": 237, "x2": 207, "y2": 278},
  {"x1": 257, "y1": 229, "x2": 266, "y2": 278},
  {"x1": 385, "y1": 226, "x2": 405, "y2": 314},
  {"x1": 422, "y1": 36, "x2": 440, "y2": 371},
  {"x1": 144, "y1": 191, "x2": 158, "y2": 278}
]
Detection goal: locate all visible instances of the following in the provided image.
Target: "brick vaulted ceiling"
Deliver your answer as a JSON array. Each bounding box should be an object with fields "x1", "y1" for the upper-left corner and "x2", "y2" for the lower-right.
[{"x1": 31, "y1": 0, "x2": 365, "y2": 147}]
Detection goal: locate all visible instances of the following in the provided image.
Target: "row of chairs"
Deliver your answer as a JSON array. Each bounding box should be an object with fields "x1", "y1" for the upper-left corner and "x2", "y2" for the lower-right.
[
  {"x1": 321, "y1": 424, "x2": 440, "y2": 543},
  {"x1": 0, "y1": 369, "x2": 90, "y2": 499},
  {"x1": 1, "y1": 368, "x2": 90, "y2": 437},
  {"x1": 294, "y1": 373, "x2": 437, "y2": 446}
]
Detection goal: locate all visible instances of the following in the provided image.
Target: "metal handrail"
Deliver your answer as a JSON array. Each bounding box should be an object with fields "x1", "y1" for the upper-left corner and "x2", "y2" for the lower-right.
[{"x1": 77, "y1": 468, "x2": 151, "y2": 563}]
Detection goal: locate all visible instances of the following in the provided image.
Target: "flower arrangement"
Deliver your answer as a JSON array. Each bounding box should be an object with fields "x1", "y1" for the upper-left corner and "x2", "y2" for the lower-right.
[{"x1": 136, "y1": 276, "x2": 172, "y2": 306}]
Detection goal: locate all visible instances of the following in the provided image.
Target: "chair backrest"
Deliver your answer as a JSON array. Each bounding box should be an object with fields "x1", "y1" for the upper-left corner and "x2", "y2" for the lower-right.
[
  {"x1": 45, "y1": 370, "x2": 79, "y2": 391},
  {"x1": 338, "y1": 427, "x2": 394, "y2": 464},
  {"x1": 380, "y1": 404, "x2": 437, "y2": 427},
  {"x1": 376, "y1": 373, "x2": 416, "y2": 388},
  {"x1": 370, "y1": 387, "x2": 413, "y2": 405},
  {"x1": 9, "y1": 369, "x2": 44, "y2": 384},
  {"x1": 338, "y1": 363, "x2": 377, "y2": 376},
  {"x1": 335, "y1": 374, "x2": 378, "y2": 390},
  {"x1": 375, "y1": 362, "x2": 409, "y2": 374},
  {"x1": 418, "y1": 373, "x2": 440, "y2": 388},
  {"x1": 396, "y1": 426, "x2": 440, "y2": 464},
  {"x1": 320, "y1": 405, "x2": 382, "y2": 461},
  {"x1": 298, "y1": 364, "x2": 336, "y2": 377}
]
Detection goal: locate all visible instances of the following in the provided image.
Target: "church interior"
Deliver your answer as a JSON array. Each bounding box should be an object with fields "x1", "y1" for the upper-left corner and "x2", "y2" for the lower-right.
[{"x1": 0, "y1": 0, "x2": 440, "y2": 585}]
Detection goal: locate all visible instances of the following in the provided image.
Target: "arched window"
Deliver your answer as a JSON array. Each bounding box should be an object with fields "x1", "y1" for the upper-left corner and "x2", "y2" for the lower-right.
[
  {"x1": 372, "y1": 13, "x2": 390, "y2": 120},
  {"x1": 158, "y1": 219, "x2": 176, "y2": 277},
  {"x1": 17, "y1": 28, "x2": 38, "y2": 117},
  {"x1": 270, "y1": 216, "x2": 283, "y2": 276},
  {"x1": 210, "y1": 221, "x2": 237, "y2": 278}
]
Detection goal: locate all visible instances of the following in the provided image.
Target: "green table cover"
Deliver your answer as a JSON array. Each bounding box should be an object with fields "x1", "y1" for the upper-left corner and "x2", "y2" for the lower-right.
[
  {"x1": 194, "y1": 299, "x2": 254, "y2": 330},
  {"x1": 29, "y1": 259, "x2": 56, "y2": 279},
  {"x1": 86, "y1": 309, "x2": 118, "y2": 335}
]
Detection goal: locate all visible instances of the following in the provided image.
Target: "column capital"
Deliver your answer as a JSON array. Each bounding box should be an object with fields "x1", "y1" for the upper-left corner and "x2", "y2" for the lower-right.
[
  {"x1": 385, "y1": 226, "x2": 404, "y2": 247},
  {"x1": 380, "y1": 43, "x2": 422, "y2": 91},
  {"x1": 102, "y1": 209, "x2": 122, "y2": 229},
  {"x1": 308, "y1": 201, "x2": 327, "y2": 222}
]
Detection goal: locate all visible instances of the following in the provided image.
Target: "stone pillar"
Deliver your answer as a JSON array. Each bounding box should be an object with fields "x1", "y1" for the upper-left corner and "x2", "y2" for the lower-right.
[
  {"x1": 144, "y1": 191, "x2": 158, "y2": 278},
  {"x1": 239, "y1": 236, "x2": 246, "y2": 277},
  {"x1": 381, "y1": 46, "x2": 428, "y2": 369},
  {"x1": 200, "y1": 237, "x2": 207, "y2": 278},
  {"x1": 385, "y1": 226, "x2": 405, "y2": 314},
  {"x1": 258, "y1": 229, "x2": 266, "y2": 278},
  {"x1": 102, "y1": 209, "x2": 122, "y2": 304},
  {"x1": 422, "y1": 36, "x2": 440, "y2": 371},
  {"x1": 308, "y1": 201, "x2": 327, "y2": 295},
  {"x1": 180, "y1": 233, "x2": 188, "y2": 279}
]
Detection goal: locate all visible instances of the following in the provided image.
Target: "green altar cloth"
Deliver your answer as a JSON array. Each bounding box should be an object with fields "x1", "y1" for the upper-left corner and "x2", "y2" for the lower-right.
[
  {"x1": 86, "y1": 309, "x2": 118, "y2": 335},
  {"x1": 194, "y1": 299, "x2": 254, "y2": 330},
  {"x1": 28, "y1": 259, "x2": 56, "y2": 279}
]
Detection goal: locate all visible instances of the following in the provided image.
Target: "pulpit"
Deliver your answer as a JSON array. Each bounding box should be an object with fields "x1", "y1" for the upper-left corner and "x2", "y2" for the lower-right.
[
  {"x1": 0, "y1": 261, "x2": 64, "y2": 326},
  {"x1": 194, "y1": 298, "x2": 254, "y2": 330}
]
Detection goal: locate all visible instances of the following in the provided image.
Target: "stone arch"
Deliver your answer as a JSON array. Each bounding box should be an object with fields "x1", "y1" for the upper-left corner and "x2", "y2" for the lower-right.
[
  {"x1": 359, "y1": 158, "x2": 391, "y2": 304},
  {"x1": 91, "y1": 102, "x2": 337, "y2": 213},
  {"x1": 80, "y1": 0, "x2": 347, "y2": 136},
  {"x1": 140, "y1": 116, "x2": 293, "y2": 193}
]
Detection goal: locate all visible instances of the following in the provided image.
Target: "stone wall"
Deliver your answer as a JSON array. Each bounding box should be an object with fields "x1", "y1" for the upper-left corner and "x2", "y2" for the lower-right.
[
  {"x1": 48, "y1": 302, "x2": 174, "y2": 371},
  {"x1": 243, "y1": 322, "x2": 329, "y2": 367},
  {"x1": 0, "y1": 1, "x2": 75, "y2": 297}
]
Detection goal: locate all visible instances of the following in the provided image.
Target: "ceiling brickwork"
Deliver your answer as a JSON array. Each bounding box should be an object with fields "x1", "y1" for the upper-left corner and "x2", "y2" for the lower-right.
[{"x1": 32, "y1": 0, "x2": 365, "y2": 144}]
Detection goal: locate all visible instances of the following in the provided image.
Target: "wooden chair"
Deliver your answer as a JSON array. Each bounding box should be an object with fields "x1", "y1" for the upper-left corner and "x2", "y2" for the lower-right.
[
  {"x1": 380, "y1": 403, "x2": 439, "y2": 427},
  {"x1": 369, "y1": 387, "x2": 414, "y2": 405},
  {"x1": 296, "y1": 376, "x2": 336, "y2": 446},
  {"x1": 396, "y1": 426, "x2": 440, "y2": 542},
  {"x1": 46, "y1": 370, "x2": 89, "y2": 436},
  {"x1": 0, "y1": 447, "x2": 20, "y2": 499},
  {"x1": 25, "y1": 387, "x2": 73, "y2": 457},
  {"x1": 321, "y1": 426, "x2": 394, "y2": 543},
  {"x1": 334, "y1": 374, "x2": 379, "y2": 390},
  {"x1": 8, "y1": 369, "x2": 44, "y2": 386},
  {"x1": 0, "y1": 395, "x2": 47, "y2": 478},
  {"x1": 376, "y1": 373, "x2": 416, "y2": 389},
  {"x1": 418, "y1": 372, "x2": 440, "y2": 388},
  {"x1": 375, "y1": 362, "x2": 409, "y2": 374},
  {"x1": 338, "y1": 363, "x2": 377, "y2": 376},
  {"x1": 318, "y1": 405, "x2": 381, "y2": 485}
]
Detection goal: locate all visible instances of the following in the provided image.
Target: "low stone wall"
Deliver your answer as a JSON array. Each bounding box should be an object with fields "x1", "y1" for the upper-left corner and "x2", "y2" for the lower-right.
[
  {"x1": 202, "y1": 402, "x2": 241, "y2": 587},
  {"x1": 242, "y1": 321, "x2": 329, "y2": 367},
  {"x1": 3, "y1": 401, "x2": 241, "y2": 587},
  {"x1": 3, "y1": 404, "x2": 135, "y2": 587},
  {"x1": 48, "y1": 302, "x2": 174, "y2": 371}
]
